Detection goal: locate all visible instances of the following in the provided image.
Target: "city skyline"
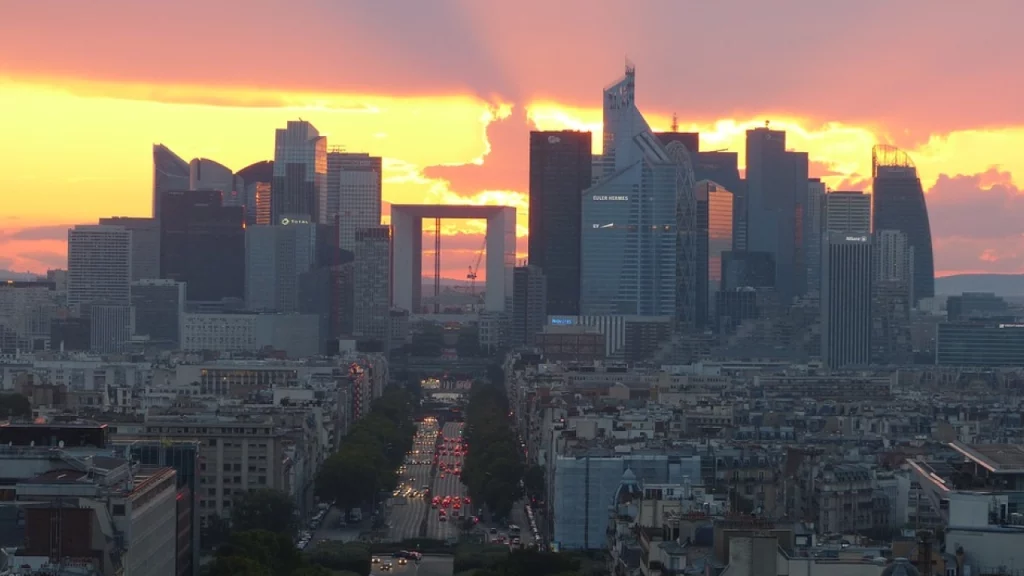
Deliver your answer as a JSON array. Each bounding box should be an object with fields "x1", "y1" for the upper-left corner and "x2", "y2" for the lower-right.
[{"x1": 3, "y1": 1, "x2": 1023, "y2": 278}]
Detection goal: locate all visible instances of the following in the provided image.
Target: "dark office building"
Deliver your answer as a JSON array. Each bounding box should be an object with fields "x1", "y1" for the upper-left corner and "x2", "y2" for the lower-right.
[
  {"x1": 528, "y1": 130, "x2": 592, "y2": 316},
  {"x1": 124, "y1": 441, "x2": 201, "y2": 576},
  {"x1": 721, "y1": 251, "x2": 775, "y2": 291},
  {"x1": 50, "y1": 316, "x2": 90, "y2": 351},
  {"x1": 872, "y1": 145, "x2": 935, "y2": 304},
  {"x1": 936, "y1": 322, "x2": 1024, "y2": 367},
  {"x1": 693, "y1": 152, "x2": 744, "y2": 250},
  {"x1": 153, "y1": 144, "x2": 190, "y2": 221},
  {"x1": 745, "y1": 127, "x2": 809, "y2": 302},
  {"x1": 512, "y1": 265, "x2": 547, "y2": 347},
  {"x1": 655, "y1": 131, "x2": 700, "y2": 155},
  {"x1": 715, "y1": 289, "x2": 759, "y2": 334},
  {"x1": 159, "y1": 190, "x2": 245, "y2": 302},
  {"x1": 947, "y1": 292, "x2": 1009, "y2": 322},
  {"x1": 299, "y1": 261, "x2": 354, "y2": 343},
  {"x1": 623, "y1": 320, "x2": 673, "y2": 364},
  {"x1": 0, "y1": 423, "x2": 110, "y2": 448},
  {"x1": 696, "y1": 181, "x2": 734, "y2": 329},
  {"x1": 131, "y1": 279, "x2": 185, "y2": 348}
]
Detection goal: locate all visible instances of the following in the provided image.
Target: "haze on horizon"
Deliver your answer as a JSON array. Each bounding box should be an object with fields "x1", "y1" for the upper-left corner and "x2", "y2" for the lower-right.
[{"x1": 3, "y1": 0, "x2": 1024, "y2": 278}]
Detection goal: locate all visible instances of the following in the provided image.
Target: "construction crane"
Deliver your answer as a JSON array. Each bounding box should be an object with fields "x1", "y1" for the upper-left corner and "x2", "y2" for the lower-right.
[{"x1": 466, "y1": 238, "x2": 486, "y2": 295}]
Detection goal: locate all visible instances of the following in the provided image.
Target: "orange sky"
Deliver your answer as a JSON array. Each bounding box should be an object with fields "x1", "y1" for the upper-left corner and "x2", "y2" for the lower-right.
[{"x1": 3, "y1": 0, "x2": 1024, "y2": 278}]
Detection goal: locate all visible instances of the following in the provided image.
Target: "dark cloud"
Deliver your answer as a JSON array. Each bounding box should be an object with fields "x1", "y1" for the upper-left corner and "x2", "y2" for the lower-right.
[
  {"x1": 423, "y1": 105, "x2": 529, "y2": 196},
  {"x1": 0, "y1": 225, "x2": 72, "y2": 243},
  {"x1": 16, "y1": 250, "x2": 66, "y2": 269}
]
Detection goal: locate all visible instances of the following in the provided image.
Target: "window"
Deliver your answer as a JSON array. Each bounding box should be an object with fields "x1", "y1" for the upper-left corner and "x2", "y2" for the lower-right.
[
  {"x1": 112, "y1": 504, "x2": 126, "y2": 516},
  {"x1": 208, "y1": 439, "x2": 217, "y2": 447}
]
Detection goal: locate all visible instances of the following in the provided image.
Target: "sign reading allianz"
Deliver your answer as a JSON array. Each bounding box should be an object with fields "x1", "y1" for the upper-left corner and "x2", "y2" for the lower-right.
[{"x1": 592, "y1": 195, "x2": 629, "y2": 201}]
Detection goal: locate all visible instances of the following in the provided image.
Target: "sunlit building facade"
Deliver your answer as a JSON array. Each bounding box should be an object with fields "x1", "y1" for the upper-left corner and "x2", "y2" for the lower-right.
[
  {"x1": 580, "y1": 64, "x2": 697, "y2": 330},
  {"x1": 696, "y1": 180, "x2": 733, "y2": 328},
  {"x1": 872, "y1": 145, "x2": 935, "y2": 304},
  {"x1": 272, "y1": 121, "x2": 327, "y2": 224}
]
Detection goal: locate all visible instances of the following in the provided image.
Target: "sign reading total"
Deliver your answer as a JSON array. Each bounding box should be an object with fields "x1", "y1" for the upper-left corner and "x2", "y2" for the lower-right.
[
  {"x1": 280, "y1": 217, "x2": 310, "y2": 226},
  {"x1": 593, "y1": 195, "x2": 629, "y2": 201}
]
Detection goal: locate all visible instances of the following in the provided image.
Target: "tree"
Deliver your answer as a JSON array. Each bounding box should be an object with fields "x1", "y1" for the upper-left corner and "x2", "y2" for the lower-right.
[
  {"x1": 305, "y1": 541, "x2": 372, "y2": 576},
  {"x1": 524, "y1": 464, "x2": 545, "y2": 499},
  {"x1": 0, "y1": 393, "x2": 31, "y2": 419},
  {"x1": 201, "y1": 513, "x2": 232, "y2": 550},
  {"x1": 230, "y1": 489, "x2": 297, "y2": 536},
  {"x1": 205, "y1": 555, "x2": 272, "y2": 576}
]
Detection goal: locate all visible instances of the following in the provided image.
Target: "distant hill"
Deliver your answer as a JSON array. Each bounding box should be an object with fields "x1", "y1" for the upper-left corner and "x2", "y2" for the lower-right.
[
  {"x1": 936, "y1": 274, "x2": 1024, "y2": 297},
  {"x1": 0, "y1": 270, "x2": 37, "y2": 281}
]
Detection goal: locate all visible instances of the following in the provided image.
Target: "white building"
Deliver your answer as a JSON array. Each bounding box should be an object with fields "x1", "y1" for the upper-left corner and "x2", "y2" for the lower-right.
[
  {"x1": 68, "y1": 225, "x2": 132, "y2": 311},
  {"x1": 181, "y1": 313, "x2": 321, "y2": 357},
  {"x1": 326, "y1": 150, "x2": 382, "y2": 252}
]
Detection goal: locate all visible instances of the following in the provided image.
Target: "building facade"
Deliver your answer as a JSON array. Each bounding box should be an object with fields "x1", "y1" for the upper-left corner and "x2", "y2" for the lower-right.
[
  {"x1": 804, "y1": 179, "x2": 825, "y2": 297},
  {"x1": 245, "y1": 222, "x2": 318, "y2": 313},
  {"x1": 99, "y1": 217, "x2": 161, "y2": 281},
  {"x1": 353, "y1": 226, "x2": 391, "y2": 345},
  {"x1": 512, "y1": 265, "x2": 547, "y2": 347},
  {"x1": 153, "y1": 144, "x2": 190, "y2": 221},
  {"x1": 821, "y1": 233, "x2": 873, "y2": 368},
  {"x1": 272, "y1": 120, "x2": 327, "y2": 224},
  {"x1": 68, "y1": 225, "x2": 132, "y2": 312},
  {"x1": 189, "y1": 158, "x2": 242, "y2": 207},
  {"x1": 696, "y1": 180, "x2": 733, "y2": 328},
  {"x1": 528, "y1": 130, "x2": 592, "y2": 316},
  {"x1": 326, "y1": 150, "x2": 382, "y2": 252},
  {"x1": 824, "y1": 190, "x2": 871, "y2": 235},
  {"x1": 131, "y1": 279, "x2": 186, "y2": 348}
]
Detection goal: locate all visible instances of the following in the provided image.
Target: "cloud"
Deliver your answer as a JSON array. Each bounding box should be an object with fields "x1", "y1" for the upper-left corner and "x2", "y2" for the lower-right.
[
  {"x1": 0, "y1": 225, "x2": 73, "y2": 243},
  {"x1": 927, "y1": 168, "x2": 1024, "y2": 274}
]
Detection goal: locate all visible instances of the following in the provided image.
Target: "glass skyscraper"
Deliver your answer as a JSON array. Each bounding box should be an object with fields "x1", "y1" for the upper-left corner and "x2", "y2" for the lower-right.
[
  {"x1": 872, "y1": 145, "x2": 934, "y2": 304},
  {"x1": 152, "y1": 144, "x2": 190, "y2": 220},
  {"x1": 580, "y1": 65, "x2": 697, "y2": 330},
  {"x1": 696, "y1": 181, "x2": 733, "y2": 328},
  {"x1": 273, "y1": 121, "x2": 327, "y2": 224}
]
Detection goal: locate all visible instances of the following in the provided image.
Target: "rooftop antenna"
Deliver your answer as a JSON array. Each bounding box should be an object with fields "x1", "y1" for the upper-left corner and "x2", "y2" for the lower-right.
[{"x1": 671, "y1": 113, "x2": 679, "y2": 133}]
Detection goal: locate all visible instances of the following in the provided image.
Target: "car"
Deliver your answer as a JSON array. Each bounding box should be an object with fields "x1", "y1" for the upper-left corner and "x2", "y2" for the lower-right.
[
  {"x1": 439, "y1": 515, "x2": 447, "y2": 522},
  {"x1": 489, "y1": 527, "x2": 498, "y2": 535},
  {"x1": 381, "y1": 562, "x2": 394, "y2": 571},
  {"x1": 372, "y1": 557, "x2": 381, "y2": 564},
  {"x1": 398, "y1": 558, "x2": 408, "y2": 566}
]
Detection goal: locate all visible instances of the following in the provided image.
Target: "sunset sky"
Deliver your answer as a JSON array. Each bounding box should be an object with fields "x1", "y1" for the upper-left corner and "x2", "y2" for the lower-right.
[{"x1": 3, "y1": 0, "x2": 1024, "y2": 278}]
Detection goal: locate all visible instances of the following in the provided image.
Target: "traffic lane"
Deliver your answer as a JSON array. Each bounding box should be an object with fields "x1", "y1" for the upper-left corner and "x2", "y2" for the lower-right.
[{"x1": 372, "y1": 555, "x2": 453, "y2": 576}]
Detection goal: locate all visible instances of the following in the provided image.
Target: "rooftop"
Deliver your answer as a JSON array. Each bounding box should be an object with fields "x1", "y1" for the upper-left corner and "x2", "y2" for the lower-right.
[{"x1": 950, "y1": 441, "x2": 1024, "y2": 473}]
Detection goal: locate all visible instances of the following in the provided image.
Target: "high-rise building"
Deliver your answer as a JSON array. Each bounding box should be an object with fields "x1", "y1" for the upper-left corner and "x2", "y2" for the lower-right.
[
  {"x1": 528, "y1": 130, "x2": 592, "y2": 316},
  {"x1": 0, "y1": 281, "x2": 58, "y2": 353},
  {"x1": 695, "y1": 180, "x2": 733, "y2": 328},
  {"x1": 273, "y1": 121, "x2": 327, "y2": 224},
  {"x1": 512, "y1": 265, "x2": 547, "y2": 347},
  {"x1": 67, "y1": 225, "x2": 132, "y2": 312},
  {"x1": 132, "y1": 279, "x2": 186, "y2": 349},
  {"x1": 824, "y1": 191, "x2": 871, "y2": 235},
  {"x1": 872, "y1": 145, "x2": 934, "y2": 304},
  {"x1": 804, "y1": 179, "x2": 826, "y2": 297},
  {"x1": 99, "y1": 217, "x2": 161, "y2": 281},
  {"x1": 821, "y1": 233, "x2": 873, "y2": 368},
  {"x1": 693, "y1": 151, "x2": 744, "y2": 250},
  {"x1": 745, "y1": 127, "x2": 809, "y2": 302},
  {"x1": 326, "y1": 150, "x2": 383, "y2": 251},
  {"x1": 153, "y1": 144, "x2": 190, "y2": 220},
  {"x1": 720, "y1": 251, "x2": 775, "y2": 291},
  {"x1": 159, "y1": 190, "x2": 245, "y2": 302},
  {"x1": 245, "y1": 221, "x2": 318, "y2": 312},
  {"x1": 236, "y1": 160, "x2": 274, "y2": 226},
  {"x1": 89, "y1": 303, "x2": 134, "y2": 354},
  {"x1": 353, "y1": 226, "x2": 391, "y2": 345},
  {"x1": 871, "y1": 230, "x2": 914, "y2": 365},
  {"x1": 190, "y1": 158, "x2": 243, "y2": 207},
  {"x1": 581, "y1": 64, "x2": 697, "y2": 330}
]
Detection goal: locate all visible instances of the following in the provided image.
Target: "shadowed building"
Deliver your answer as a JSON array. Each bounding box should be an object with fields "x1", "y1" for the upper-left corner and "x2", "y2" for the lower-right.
[
  {"x1": 872, "y1": 145, "x2": 934, "y2": 305},
  {"x1": 159, "y1": 190, "x2": 245, "y2": 302},
  {"x1": 153, "y1": 144, "x2": 190, "y2": 220},
  {"x1": 273, "y1": 121, "x2": 327, "y2": 224}
]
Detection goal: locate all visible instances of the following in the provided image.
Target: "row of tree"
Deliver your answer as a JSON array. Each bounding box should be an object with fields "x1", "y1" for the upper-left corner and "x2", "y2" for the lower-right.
[
  {"x1": 314, "y1": 387, "x2": 417, "y2": 511},
  {"x1": 204, "y1": 529, "x2": 370, "y2": 576},
  {"x1": 454, "y1": 546, "x2": 605, "y2": 576},
  {"x1": 461, "y1": 379, "x2": 524, "y2": 519}
]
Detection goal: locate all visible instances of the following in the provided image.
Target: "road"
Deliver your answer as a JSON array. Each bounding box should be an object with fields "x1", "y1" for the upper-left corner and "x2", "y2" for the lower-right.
[
  {"x1": 371, "y1": 555, "x2": 453, "y2": 576},
  {"x1": 388, "y1": 420, "x2": 439, "y2": 541},
  {"x1": 426, "y1": 422, "x2": 468, "y2": 541}
]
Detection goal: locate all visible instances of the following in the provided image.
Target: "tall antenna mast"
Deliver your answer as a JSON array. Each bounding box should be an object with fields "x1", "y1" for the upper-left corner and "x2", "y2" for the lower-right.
[{"x1": 671, "y1": 113, "x2": 679, "y2": 133}]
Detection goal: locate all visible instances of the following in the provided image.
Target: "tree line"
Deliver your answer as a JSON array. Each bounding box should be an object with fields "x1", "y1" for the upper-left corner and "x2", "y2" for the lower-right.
[
  {"x1": 314, "y1": 387, "x2": 417, "y2": 511},
  {"x1": 460, "y1": 379, "x2": 524, "y2": 519}
]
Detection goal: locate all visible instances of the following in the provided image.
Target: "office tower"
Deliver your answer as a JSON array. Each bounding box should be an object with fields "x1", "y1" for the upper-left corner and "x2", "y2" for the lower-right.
[
  {"x1": 804, "y1": 179, "x2": 826, "y2": 297},
  {"x1": 581, "y1": 64, "x2": 697, "y2": 330},
  {"x1": 693, "y1": 151, "x2": 743, "y2": 250},
  {"x1": 273, "y1": 120, "x2": 327, "y2": 224},
  {"x1": 99, "y1": 217, "x2": 161, "y2": 281},
  {"x1": 0, "y1": 281, "x2": 57, "y2": 353},
  {"x1": 353, "y1": 226, "x2": 391, "y2": 345},
  {"x1": 51, "y1": 316, "x2": 90, "y2": 351},
  {"x1": 528, "y1": 130, "x2": 592, "y2": 316},
  {"x1": 190, "y1": 158, "x2": 243, "y2": 207},
  {"x1": 245, "y1": 221, "x2": 318, "y2": 312},
  {"x1": 655, "y1": 131, "x2": 699, "y2": 154},
  {"x1": 821, "y1": 233, "x2": 873, "y2": 368},
  {"x1": 236, "y1": 160, "x2": 274, "y2": 225},
  {"x1": 872, "y1": 145, "x2": 934, "y2": 304},
  {"x1": 745, "y1": 127, "x2": 809, "y2": 302},
  {"x1": 946, "y1": 292, "x2": 1007, "y2": 322},
  {"x1": 131, "y1": 279, "x2": 185, "y2": 348},
  {"x1": 153, "y1": 144, "x2": 190, "y2": 220},
  {"x1": 67, "y1": 225, "x2": 132, "y2": 312},
  {"x1": 824, "y1": 191, "x2": 871, "y2": 234},
  {"x1": 326, "y1": 150, "x2": 383, "y2": 251},
  {"x1": 512, "y1": 265, "x2": 547, "y2": 347},
  {"x1": 695, "y1": 181, "x2": 733, "y2": 329},
  {"x1": 872, "y1": 230, "x2": 913, "y2": 364},
  {"x1": 720, "y1": 251, "x2": 775, "y2": 291},
  {"x1": 159, "y1": 190, "x2": 245, "y2": 302},
  {"x1": 89, "y1": 304, "x2": 134, "y2": 354}
]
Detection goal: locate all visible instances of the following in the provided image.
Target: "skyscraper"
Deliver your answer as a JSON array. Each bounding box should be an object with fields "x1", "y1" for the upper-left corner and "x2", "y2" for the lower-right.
[
  {"x1": 511, "y1": 265, "x2": 547, "y2": 347},
  {"x1": 98, "y1": 217, "x2": 161, "y2": 281},
  {"x1": 353, "y1": 226, "x2": 391, "y2": 345},
  {"x1": 131, "y1": 279, "x2": 186, "y2": 349},
  {"x1": 236, "y1": 160, "x2": 274, "y2": 226},
  {"x1": 159, "y1": 190, "x2": 245, "y2": 302},
  {"x1": 872, "y1": 145, "x2": 935, "y2": 304},
  {"x1": 824, "y1": 191, "x2": 871, "y2": 235},
  {"x1": 695, "y1": 181, "x2": 733, "y2": 328},
  {"x1": 821, "y1": 232, "x2": 873, "y2": 368},
  {"x1": 244, "y1": 221, "x2": 318, "y2": 312},
  {"x1": 581, "y1": 65, "x2": 697, "y2": 330},
  {"x1": 693, "y1": 151, "x2": 743, "y2": 250},
  {"x1": 67, "y1": 225, "x2": 132, "y2": 312},
  {"x1": 528, "y1": 130, "x2": 592, "y2": 316},
  {"x1": 745, "y1": 127, "x2": 809, "y2": 302},
  {"x1": 190, "y1": 158, "x2": 243, "y2": 207},
  {"x1": 872, "y1": 229, "x2": 914, "y2": 364},
  {"x1": 326, "y1": 150, "x2": 383, "y2": 252},
  {"x1": 804, "y1": 179, "x2": 826, "y2": 297},
  {"x1": 152, "y1": 144, "x2": 190, "y2": 220},
  {"x1": 273, "y1": 121, "x2": 327, "y2": 224}
]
